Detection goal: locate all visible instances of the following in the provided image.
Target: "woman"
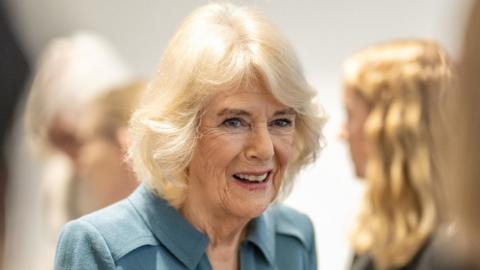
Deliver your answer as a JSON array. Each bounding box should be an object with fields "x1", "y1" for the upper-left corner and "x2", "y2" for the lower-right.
[
  {"x1": 76, "y1": 81, "x2": 145, "y2": 214},
  {"x1": 339, "y1": 40, "x2": 453, "y2": 269},
  {"x1": 5, "y1": 32, "x2": 130, "y2": 270},
  {"x1": 55, "y1": 3, "x2": 325, "y2": 270}
]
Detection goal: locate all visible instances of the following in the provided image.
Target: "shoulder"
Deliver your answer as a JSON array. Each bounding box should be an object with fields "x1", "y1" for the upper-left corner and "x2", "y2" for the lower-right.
[
  {"x1": 56, "y1": 199, "x2": 157, "y2": 265},
  {"x1": 413, "y1": 232, "x2": 479, "y2": 270},
  {"x1": 264, "y1": 204, "x2": 317, "y2": 270},
  {"x1": 268, "y1": 204, "x2": 315, "y2": 250},
  {"x1": 351, "y1": 253, "x2": 375, "y2": 270}
]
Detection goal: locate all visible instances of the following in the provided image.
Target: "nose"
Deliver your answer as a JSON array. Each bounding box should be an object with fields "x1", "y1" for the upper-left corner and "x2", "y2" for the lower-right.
[
  {"x1": 245, "y1": 125, "x2": 275, "y2": 161},
  {"x1": 338, "y1": 122, "x2": 348, "y2": 141}
]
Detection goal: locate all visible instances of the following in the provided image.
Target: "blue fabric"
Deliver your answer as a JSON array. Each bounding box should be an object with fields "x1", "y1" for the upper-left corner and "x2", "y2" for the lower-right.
[{"x1": 55, "y1": 184, "x2": 317, "y2": 270}]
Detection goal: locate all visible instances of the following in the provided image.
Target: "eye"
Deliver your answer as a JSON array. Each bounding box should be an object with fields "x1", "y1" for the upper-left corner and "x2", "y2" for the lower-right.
[
  {"x1": 221, "y1": 118, "x2": 246, "y2": 128},
  {"x1": 270, "y1": 118, "x2": 293, "y2": 128}
]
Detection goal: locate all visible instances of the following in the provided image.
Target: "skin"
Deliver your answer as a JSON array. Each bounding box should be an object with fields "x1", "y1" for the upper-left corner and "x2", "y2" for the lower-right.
[
  {"x1": 181, "y1": 85, "x2": 296, "y2": 270},
  {"x1": 76, "y1": 112, "x2": 138, "y2": 214},
  {"x1": 339, "y1": 86, "x2": 370, "y2": 178},
  {"x1": 48, "y1": 113, "x2": 82, "y2": 162}
]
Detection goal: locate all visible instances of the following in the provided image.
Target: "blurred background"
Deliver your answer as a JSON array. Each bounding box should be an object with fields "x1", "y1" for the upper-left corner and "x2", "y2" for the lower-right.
[{"x1": 1, "y1": 0, "x2": 474, "y2": 269}]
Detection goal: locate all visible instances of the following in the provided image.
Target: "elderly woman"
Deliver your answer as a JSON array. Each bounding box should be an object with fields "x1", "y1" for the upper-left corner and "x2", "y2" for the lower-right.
[
  {"x1": 339, "y1": 40, "x2": 453, "y2": 270},
  {"x1": 55, "y1": 3, "x2": 324, "y2": 270}
]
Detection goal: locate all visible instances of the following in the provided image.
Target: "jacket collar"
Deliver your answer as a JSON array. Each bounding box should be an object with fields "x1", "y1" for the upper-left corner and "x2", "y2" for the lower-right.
[
  {"x1": 129, "y1": 185, "x2": 209, "y2": 270},
  {"x1": 129, "y1": 184, "x2": 277, "y2": 268},
  {"x1": 245, "y1": 209, "x2": 276, "y2": 265}
]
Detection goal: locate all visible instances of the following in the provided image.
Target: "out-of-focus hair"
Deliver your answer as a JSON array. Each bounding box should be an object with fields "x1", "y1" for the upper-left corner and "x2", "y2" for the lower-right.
[
  {"x1": 129, "y1": 3, "x2": 325, "y2": 208},
  {"x1": 343, "y1": 40, "x2": 453, "y2": 269},
  {"x1": 25, "y1": 32, "x2": 131, "y2": 155},
  {"x1": 86, "y1": 81, "x2": 147, "y2": 143}
]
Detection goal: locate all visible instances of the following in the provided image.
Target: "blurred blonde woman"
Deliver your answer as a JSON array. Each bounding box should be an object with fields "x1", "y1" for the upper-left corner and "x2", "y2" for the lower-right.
[
  {"x1": 340, "y1": 40, "x2": 453, "y2": 270},
  {"x1": 76, "y1": 81, "x2": 146, "y2": 212}
]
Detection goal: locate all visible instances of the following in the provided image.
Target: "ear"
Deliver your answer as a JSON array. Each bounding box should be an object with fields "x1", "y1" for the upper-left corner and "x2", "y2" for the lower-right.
[{"x1": 115, "y1": 127, "x2": 131, "y2": 153}]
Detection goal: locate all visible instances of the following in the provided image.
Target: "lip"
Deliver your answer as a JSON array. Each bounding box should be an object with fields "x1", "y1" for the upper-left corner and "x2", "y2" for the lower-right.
[
  {"x1": 233, "y1": 169, "x2": 273, "y2": 176},
  {"x1": 231, "y1": 169, "x2": 273, "y2": 191}
]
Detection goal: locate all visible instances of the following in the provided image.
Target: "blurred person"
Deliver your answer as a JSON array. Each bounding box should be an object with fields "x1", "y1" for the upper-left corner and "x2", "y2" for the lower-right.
[
  {"x1": 439, "y1": 0, "x2": 480, "y2": 266},
  {"x1": 3, "y1": 32, "x2": 131, "y2": 270},
  {"x1": 339, "y1": 40, "x2": 453, "y2": 270},
  {"x1": 76, "y1": 81, "x2": 145, "y2": 212},
  {"x1": 0, "y1": 0, "x2": 30, "y2": 267},
  {"x1": 55, "y1": 3, "x2": 325, "y2": 270}
]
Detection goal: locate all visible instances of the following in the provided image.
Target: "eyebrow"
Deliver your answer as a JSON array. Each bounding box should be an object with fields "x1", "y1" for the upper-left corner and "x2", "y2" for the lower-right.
[
  {"x1": 217, "y1": 109, "x2": 251, "y2": 117},
  {"x1": 216, "y1": 108, "x2": 296, "y2": 117},
  {"x1": 273, "y1": 108, "x2": 296, "y2": 116}
]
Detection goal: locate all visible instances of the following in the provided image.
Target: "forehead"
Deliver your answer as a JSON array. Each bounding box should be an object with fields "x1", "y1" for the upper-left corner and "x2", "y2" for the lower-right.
[{"x1": 205, "y1": 86, "x2": 288, "y2": 113}]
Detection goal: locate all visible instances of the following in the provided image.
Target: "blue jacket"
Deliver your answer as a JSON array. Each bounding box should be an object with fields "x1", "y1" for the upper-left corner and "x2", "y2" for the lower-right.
[{"x1": 55, "y1": 184, "x2": 317, "y2": 270}]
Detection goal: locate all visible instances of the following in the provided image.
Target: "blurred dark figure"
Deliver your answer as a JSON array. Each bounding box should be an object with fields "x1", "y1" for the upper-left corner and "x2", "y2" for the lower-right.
[
  {"x1": 0, "y1": 0, "x2": 30, "y2": 267},
  {"x1": 452, "y1": 0, "x2": 480, "y2": 241},
  {"x1": 438, "y1": 0, "x2": 480, "y2": 267}
]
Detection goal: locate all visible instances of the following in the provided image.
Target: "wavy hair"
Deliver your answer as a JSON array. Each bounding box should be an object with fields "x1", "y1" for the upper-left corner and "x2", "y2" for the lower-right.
[
  {"x1": 343, "y1": 40, "x2": 453, "y2": 269},
  {"x1": 128, "y1": 3, "x2": 325, "y2": 208}
]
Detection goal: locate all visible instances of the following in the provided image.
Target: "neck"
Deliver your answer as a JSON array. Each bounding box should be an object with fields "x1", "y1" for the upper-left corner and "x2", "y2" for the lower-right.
[
  {"x1": 180, "y1": 196, "x2": 248, "y2": 246},
  {"x1": 180, "y1": 195, "x2": 249, "y2": 270}
]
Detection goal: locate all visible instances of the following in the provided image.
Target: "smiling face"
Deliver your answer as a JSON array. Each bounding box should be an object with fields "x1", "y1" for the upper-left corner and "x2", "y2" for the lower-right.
[{"x1": 186, "y1": 85, "x2": 296, "y2": 220}]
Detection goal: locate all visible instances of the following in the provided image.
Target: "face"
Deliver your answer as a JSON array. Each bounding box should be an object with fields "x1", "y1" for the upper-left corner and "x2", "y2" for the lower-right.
[
  {"x1": 76, "y1": 111, "x2": 138, "y2": 213},
  {"x1": 48, "y1": 113, "x2": 82, "y2": 162},
  {"x1": 187, "y1": 86, "x2": 296, "y2": 220},
  {"x1": 340, "y1": 86, "x2": 370, "y2": 178}
]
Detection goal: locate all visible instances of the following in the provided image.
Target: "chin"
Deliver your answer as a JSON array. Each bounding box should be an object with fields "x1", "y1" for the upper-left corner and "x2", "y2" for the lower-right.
[
  {"x1": 352, "y1": 159, "x2": 365, "y2": 178},
  {"x1": 225, "y1": 176, "x2": 278, "y2": 218},
  {"x1": 355, "y1": 167, "x2": 366, "y2": 179},
  {"x1": 229, "y1": 199, "x2": 273, "y2": 220}
]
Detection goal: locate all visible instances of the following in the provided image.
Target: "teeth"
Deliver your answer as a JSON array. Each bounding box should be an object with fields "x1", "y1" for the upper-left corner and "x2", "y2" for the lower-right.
[{"x1": 235, "y1": 173, "x2": 268, "y2": 182}]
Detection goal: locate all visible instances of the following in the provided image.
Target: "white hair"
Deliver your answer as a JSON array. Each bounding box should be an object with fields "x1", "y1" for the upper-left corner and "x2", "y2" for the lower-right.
[
  {"x1": 25, "y1": 32, "x2": 132, "y2": 154},
  {"x1": 129, "y1": 3, "x2": 326, "y2": 207}
]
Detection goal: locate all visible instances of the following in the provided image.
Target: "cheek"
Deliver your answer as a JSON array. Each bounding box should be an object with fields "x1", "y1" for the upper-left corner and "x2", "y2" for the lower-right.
[
  {"x1": 273, "y1": 134, "x2": 295, "y2": 167},
  {"x1": 349, "y1": 127, "x2": 362, "y2": 154},
  {"x1": 79, "y1": 142, "x2": 100, "y2": 170},
  {"x1": 80, "y1": 141, "x2": 119, "y2": 173},
  {"x1": 349, "y1": 123, "x2": 361, "y2": 145},
  {"x1": 191, "y1": 132, "x2": 245, "y2": 180},
  {"x1": 357, "y1": 117, "x2": 368, "y2": 146}
]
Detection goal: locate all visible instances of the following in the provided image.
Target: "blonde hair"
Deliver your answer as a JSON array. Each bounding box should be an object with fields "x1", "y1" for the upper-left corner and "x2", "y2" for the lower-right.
[
  {"x1": 87, "y1": 81, "x2": 146, "y2": 143},
  {"x1": 129, "y1": 3, "x2": 325, "y2": 208},
  {"x1": 344, "y1": 40, "x2": 453, "y2": 269}
]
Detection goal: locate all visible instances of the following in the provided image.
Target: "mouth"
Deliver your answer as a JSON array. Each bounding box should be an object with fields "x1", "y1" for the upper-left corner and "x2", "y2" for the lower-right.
[{"x1": 232, "y1": 170, "x2": 272, "y2": 190}]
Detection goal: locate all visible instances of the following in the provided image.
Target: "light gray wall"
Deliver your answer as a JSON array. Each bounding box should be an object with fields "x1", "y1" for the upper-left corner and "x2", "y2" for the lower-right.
[{"x1": 5, "y1": 1, "x2": 473, "y2": 269}]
